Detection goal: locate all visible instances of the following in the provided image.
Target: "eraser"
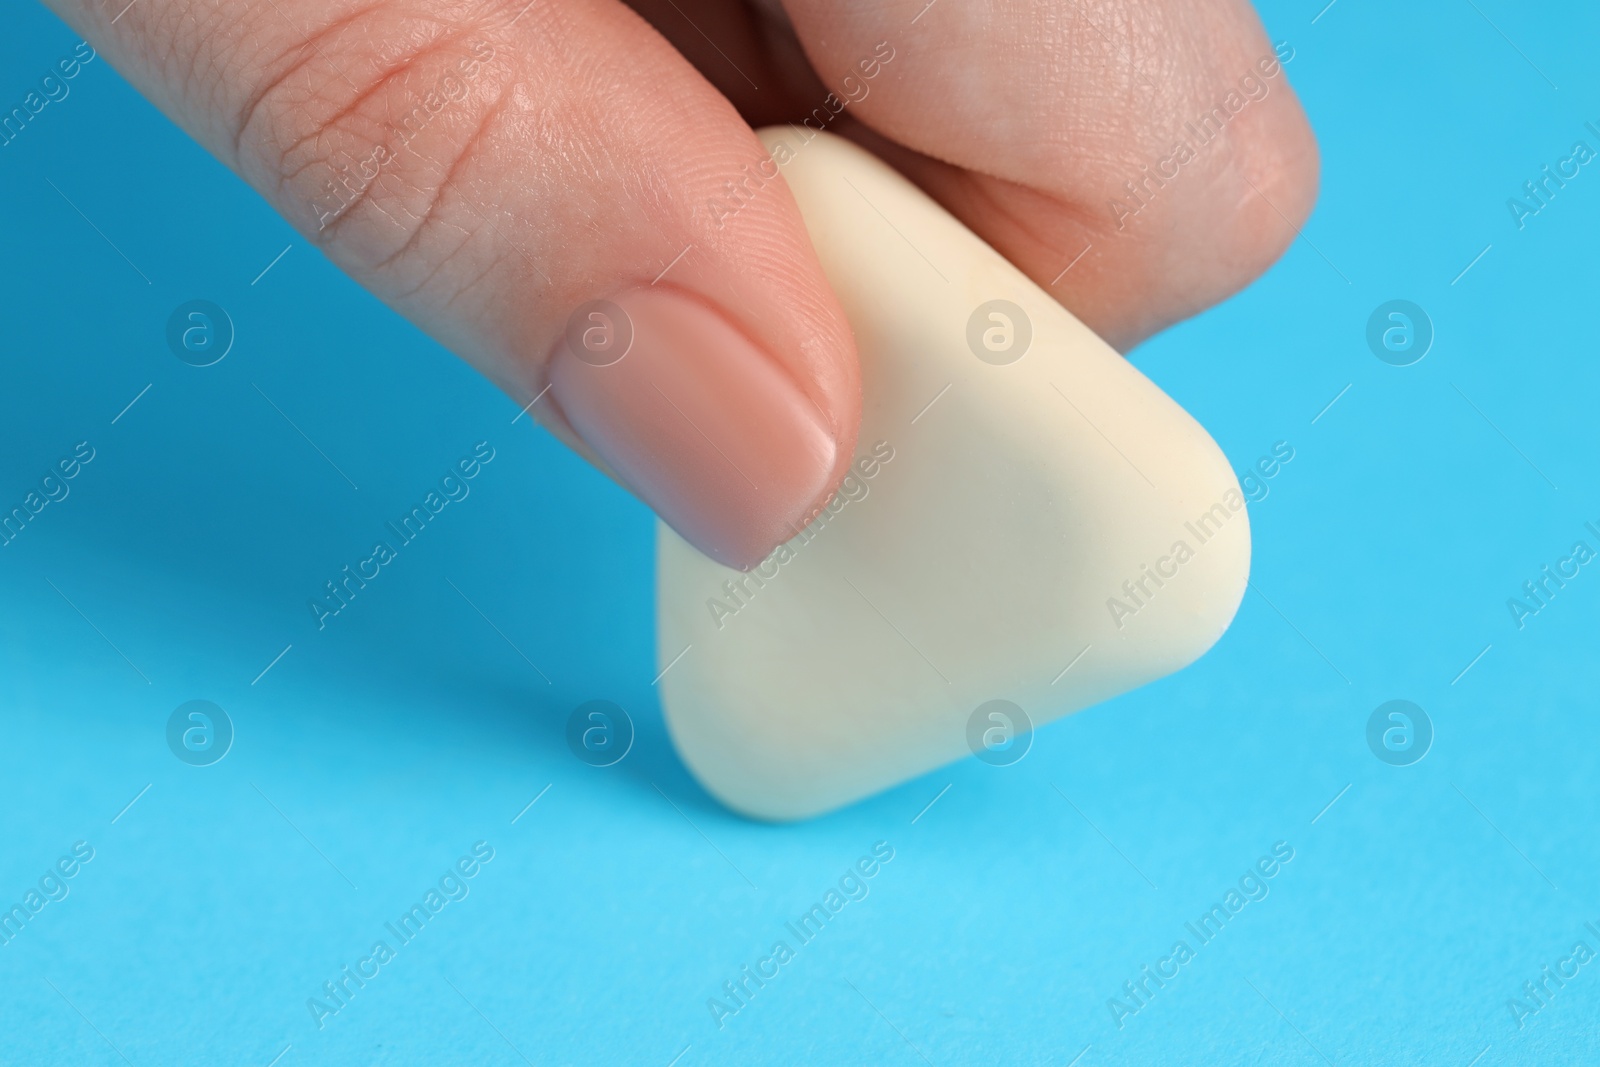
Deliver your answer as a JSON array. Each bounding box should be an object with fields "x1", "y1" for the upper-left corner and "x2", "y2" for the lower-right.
[{"x1": 656, "y1": 129, "x2": 1250, "y2": 820}]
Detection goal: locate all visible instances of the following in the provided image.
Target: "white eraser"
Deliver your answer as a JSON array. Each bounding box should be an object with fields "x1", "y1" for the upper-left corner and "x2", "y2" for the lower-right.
[{"x1": 656, "y1": 129, "x2": 1250, "y2": 820}]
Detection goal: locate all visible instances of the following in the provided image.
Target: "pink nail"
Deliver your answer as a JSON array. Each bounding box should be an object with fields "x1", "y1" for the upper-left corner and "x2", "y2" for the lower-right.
[{"x1": 548, "y1": 287, "x2": 839, "y2": 569}]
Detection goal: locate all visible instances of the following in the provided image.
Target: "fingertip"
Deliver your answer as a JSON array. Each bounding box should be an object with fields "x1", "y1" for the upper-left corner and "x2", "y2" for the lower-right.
[{"x1": 548, "y1": 285, "x2": 846, "y2": 569}]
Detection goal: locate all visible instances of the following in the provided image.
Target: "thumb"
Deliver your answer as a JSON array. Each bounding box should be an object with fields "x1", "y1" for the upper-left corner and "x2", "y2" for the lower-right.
[{"x1": 44, "y1": 0, "x2": 861, "y2": 569}]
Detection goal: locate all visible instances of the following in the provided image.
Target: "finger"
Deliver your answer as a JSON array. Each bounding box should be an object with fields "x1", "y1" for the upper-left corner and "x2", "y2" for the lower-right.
[
  {"x1": 617, "y1": 0, "x2": 821, "y2": 125},
  {"x1": 45, "y1": 0, "x2": 860, "y2": 569},
  {"x1": 773, "y1": 0, "x2": 1320, "y2": 351}
]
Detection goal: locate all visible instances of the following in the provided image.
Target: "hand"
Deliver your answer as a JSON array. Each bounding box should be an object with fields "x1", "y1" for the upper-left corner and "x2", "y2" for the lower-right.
[{"x1": 45, "y1": 0, "x2": 1316, "y2": 567}]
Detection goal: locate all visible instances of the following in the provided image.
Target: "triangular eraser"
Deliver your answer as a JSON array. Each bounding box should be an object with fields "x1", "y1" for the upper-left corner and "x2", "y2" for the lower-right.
[{"x1": 657, "y1": 130, "x2": 1250, "y2": 820}]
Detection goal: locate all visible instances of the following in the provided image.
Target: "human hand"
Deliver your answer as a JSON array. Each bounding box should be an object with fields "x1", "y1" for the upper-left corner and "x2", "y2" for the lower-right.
[{"x1": 45, "y1": 0, "x2": 1316, "y2": 567}]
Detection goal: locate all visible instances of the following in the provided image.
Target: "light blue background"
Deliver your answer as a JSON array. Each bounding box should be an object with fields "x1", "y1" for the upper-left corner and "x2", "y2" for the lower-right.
[{"x1": 3, "y1": 2, "x2": 1598, "y2": 1064}]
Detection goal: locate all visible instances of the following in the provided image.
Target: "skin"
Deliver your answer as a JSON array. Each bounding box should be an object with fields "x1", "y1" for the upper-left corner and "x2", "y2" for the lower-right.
[{"x1": 43, "y1": 0, "x2": 1317, "y2": 560}]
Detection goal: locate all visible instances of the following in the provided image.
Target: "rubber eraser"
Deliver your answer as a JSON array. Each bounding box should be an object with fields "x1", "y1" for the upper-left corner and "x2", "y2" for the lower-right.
[{"x1": 656, "y1": 129, "x2": 1250, "y2": 820}]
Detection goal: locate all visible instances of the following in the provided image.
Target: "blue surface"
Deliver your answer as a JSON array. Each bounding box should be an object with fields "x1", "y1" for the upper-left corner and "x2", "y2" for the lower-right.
[{"x1": 3, "y1": 3, "x2": 1599, "y2": 1064}]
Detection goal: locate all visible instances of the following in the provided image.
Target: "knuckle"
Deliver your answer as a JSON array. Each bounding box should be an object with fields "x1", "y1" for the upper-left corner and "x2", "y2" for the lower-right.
[{"x1": 230, "y1": 3, "x2": 517, "y2": 286}]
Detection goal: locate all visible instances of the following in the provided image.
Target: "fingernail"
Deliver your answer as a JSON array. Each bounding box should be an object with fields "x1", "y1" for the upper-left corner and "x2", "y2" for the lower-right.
[{"x1": 548, "y1": 286, "x2": 839, "y2": 569}]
